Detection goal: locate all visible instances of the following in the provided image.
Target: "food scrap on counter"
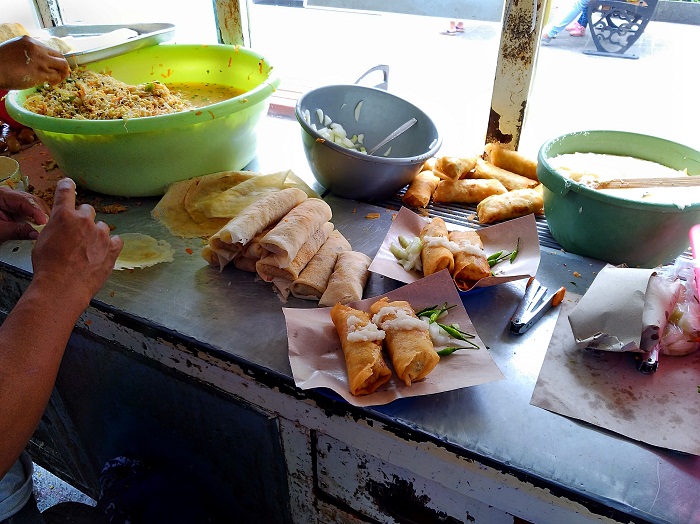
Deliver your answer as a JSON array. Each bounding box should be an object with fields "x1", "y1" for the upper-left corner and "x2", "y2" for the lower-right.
[{"x1": 402, "y1": 142, "x2": 543, "y2": 224}]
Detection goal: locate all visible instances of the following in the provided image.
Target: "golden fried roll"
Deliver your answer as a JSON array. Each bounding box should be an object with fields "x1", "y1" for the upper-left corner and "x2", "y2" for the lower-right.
[
  {"x1": 290, "y1": 230, "x2": 351, "y2": 300},
  {"x1": 319, "y1": 251, "x2": 372, "y2": 307},
  {"x1": 484, "y1": 143, "x2": 538, "y2": 181},
  {"x1": 402, "y1": 170, "x2": 440, "y2": 208},
  {"x1": 419, "y1": 217, "x2": 454, "y2": 276},
  {"x1": 433, "y1": 178, "x2": 507, "y2": 204},
  {"x1": 330, "y1": 304, "x2": 393, "y2": 396},
  {"x1": 477, "y1": 188, "x2": 544, "y2": 224},
  {"x1": 369, "y1": 298, "x2": 439, "y2": 386},
  {"x1": 473, "y1": 158, "x2": 539, "y2": 191},
  {"x1": 448, "y1": 230, "x2": 490, "y2": 290},
  {"x1": 433, "y1": 156, "x2": 477, "y2": 181}
]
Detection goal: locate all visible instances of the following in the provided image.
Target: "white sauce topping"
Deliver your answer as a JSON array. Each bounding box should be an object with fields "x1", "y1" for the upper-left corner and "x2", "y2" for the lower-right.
[
  {"x1": 372, "y1": 306, "x2": 428, "y2": 332},
  {"x1": 423, "y1": 235, "x2": 485, "y2": 257},
  {"x1": 346, "y1": 314, "x2": 385, "y2": 342},
  {"x1": 549, "y1": 152, "x2": 696, "y2": 206}
]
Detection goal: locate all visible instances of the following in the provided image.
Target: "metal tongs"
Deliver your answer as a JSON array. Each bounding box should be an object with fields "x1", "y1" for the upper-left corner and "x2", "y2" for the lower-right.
[{"x1": 510, "y1": 277, "x2": 566, "y2": 334}]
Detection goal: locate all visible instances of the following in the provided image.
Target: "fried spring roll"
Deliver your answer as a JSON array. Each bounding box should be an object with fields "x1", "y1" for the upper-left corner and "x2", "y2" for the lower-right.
[
  {"x1": 433, "y1": 156, "x2": 478, "y2": 181},
  {"x1": 419, "y1": 217, "x2": 454, "y2": 276},
  {"x1": 477, "y1": 188, "x2": 544, "y2": 224},
  {"x1": 473, "y1": 158, "x2": 540, "y2": 191},
  {"x1": 330, "y1": 303, "x2": 393, "y2": 396},
  {"x1": 484, "y1": 143, "x2": 538, "y2": 181},
  {"x1": 433, "y1": 178, "x2": 507, "y2": 204},
  {"x1": 448, "y1": 230, "x2": 490, "y2": 290},
  {"x1": 402, "y1": 170, "x2": 440, "y2": 208},
  {"x1": 369, "y1": 298, "x2": 439, "y2": 386}
]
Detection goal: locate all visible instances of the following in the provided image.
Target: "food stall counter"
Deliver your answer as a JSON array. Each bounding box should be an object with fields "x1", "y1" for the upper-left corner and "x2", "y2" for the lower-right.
[{"x1": 0, "y1": 116, "x2": 698, "y2": 524}]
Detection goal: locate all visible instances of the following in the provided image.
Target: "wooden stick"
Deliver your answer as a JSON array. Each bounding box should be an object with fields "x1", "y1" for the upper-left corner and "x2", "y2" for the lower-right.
[{"x1": 594, "y1": 177, "x2": 700, "y2": 189}]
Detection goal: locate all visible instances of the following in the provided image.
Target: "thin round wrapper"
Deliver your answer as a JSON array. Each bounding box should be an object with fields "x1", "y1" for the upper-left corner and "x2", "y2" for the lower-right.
[{"x1": 114, "y1": 233, "x2": 174, "y2": 270}]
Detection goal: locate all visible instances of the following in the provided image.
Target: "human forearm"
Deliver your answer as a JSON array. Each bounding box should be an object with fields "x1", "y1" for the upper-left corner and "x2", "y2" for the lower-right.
[{"x1": 0, "y1": 278, "x2": 87, "y2": 477}]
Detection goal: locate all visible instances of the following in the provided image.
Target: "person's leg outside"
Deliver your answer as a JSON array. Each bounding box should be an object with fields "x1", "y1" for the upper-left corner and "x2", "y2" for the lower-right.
[{"x1": 542, "y1": 0, "x2": 589, "y2": 42}]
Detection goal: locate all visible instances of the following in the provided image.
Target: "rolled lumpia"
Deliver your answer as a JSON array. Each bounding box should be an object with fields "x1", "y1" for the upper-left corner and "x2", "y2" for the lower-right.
[
  {"x1": 473, "y1": 158, "x2": 539, "y2": 191},
  {"x1": 203, "y1": 187, "x2": 308, "y2": 270},
  {"x1": 402, "y1": 170, "x2": 440, "y2": 208},
  {"x1": 291, "y1": 230, "x2": 351, "y2": 300},
  {"x1": 484, "y1": 143, "x2": 538, "y2": 181},
  {"x1": 433, "y1": 156, "x2": 477, "y2": 181},
  {"x1": 256, "y1": 222, "x2": 334, "y2": 282},
  {"x1": 330, "y1": 303, "x2": 393, "y2": 396},
  {"x1": 432, "y1": 178, "x2": 507, "y2": 204},
  {"x1": 448, "y1": 230, "x2": 490, "y2": 290},
  {"x1": 476, "y1": 188, "x2": 544, "y2": 224},
  {"x1": 319, "y1": 251, "x2": 372, "y2": 307},
  {"x1": 260, "y1": 198, "x2": 333, "y2": 269},
  {"x1": 419, "y1": 217, "x2": 454, "y2": 276},
  {"x1": 369, "y1": 297, "x2": 439, "y2": 386}
]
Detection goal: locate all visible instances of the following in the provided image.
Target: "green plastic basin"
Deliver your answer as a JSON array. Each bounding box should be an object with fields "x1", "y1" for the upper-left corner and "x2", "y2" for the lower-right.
[
  {"x1": 538, "y1": 130, "x2": 700, "y2": 268},
  {"x1": 6, "y1": 44, "x2": 280, "y2": 197}
]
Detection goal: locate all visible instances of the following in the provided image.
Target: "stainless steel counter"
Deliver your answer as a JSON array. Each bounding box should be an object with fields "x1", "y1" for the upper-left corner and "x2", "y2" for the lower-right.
[{"x1": 2, "y1": 116, "x2": 698, "y2": 523}]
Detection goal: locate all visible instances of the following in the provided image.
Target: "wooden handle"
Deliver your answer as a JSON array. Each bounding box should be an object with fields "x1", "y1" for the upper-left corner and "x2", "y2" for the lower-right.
[{"x1": 594, "y1": 176, "x2": 700, "y2": 189}]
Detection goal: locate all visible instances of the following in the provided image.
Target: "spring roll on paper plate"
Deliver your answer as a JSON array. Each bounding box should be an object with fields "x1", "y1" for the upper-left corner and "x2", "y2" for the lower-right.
[
  {"x1": 203, "y1": 187, "x2": 308, "y2": 269},
  {"x1": 448, "y1": 230, "x2": 491, "y2": 290},
  {"x1": 330, "y1": 303, "x2": 393, "y2": 396},
  {"x1": 369, "y1": 297, "x2": 440, "y2": 386},
  {"x1": 419, "y1": 217, "x2": 454, "y2": 276}
]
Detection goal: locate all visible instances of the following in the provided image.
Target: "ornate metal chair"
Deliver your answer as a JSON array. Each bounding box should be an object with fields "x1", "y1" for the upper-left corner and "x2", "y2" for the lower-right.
[{"x1": 584, "y1": 0, "x2": 659, "y2": 59}]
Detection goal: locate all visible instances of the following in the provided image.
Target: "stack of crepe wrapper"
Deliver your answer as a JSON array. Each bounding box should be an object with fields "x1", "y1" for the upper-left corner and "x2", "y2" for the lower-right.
[{"x1": 200, "y1": 185, "x2": 371, "y2": 305}]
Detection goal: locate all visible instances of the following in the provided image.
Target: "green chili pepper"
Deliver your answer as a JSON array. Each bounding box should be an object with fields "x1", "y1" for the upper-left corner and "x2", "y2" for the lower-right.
[
  {"x1": 487, "y1": 238, "x2": 521, "y2": 268},
  {"x1": 437, "y1": 346, "x2": 470, "y2": 356}
]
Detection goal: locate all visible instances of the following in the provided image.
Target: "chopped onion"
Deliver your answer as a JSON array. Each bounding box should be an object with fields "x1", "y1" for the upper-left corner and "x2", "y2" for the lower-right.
[
  {"x1": 309, "y1": 107, "x2": 367, "y2": 153},
  {"x1": 354, "y1": 100, "x2": 363, "y2": 122}
]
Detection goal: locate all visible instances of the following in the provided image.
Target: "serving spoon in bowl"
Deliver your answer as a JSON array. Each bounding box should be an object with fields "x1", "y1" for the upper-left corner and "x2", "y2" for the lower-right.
[{"x1": 367, "y1": 117, "x2": 417, "y2": 156}]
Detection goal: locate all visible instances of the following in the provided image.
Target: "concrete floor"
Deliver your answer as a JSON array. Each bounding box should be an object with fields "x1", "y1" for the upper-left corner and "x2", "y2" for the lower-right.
[{"x1": 33, "y1": 465, "x2": 95, "y2": 512}]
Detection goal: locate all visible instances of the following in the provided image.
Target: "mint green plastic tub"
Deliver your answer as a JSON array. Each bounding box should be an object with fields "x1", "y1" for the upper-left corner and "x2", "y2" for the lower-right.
[
  {"x1": 6, "y1": 44, "x2": 279, "y2": 197},
  {"x1": 538, "y1": 130, "x2": 700, "y2": 268}
]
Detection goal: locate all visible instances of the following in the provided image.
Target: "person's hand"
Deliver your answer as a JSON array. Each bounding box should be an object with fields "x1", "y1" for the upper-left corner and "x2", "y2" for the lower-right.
[
  {"x1": 0, "y1": 35, "x2": 70, "y2": 90},
  {"x1": 31, "y1": 178, "x2": 123, "y2": 307},
  {"x1": 0, "y1": 185, "x2": 50, "y2": 242}
]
